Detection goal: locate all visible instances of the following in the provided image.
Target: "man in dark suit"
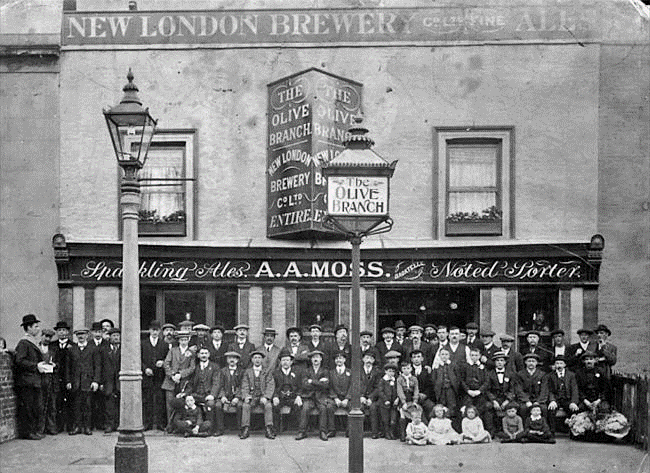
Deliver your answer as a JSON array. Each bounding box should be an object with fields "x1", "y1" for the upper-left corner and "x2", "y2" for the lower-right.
[
  {"x1": 540, "y1": 355, "x2": 579, "y2": 433},
  {"x1": 500, "y1": 334, "x2": 524, "y2": 373},
  {"x1": 464, "y1": 322, "x2": 484, "y2": 353},
  {"x1": 329, "y1": 324, "x2": 351, "y2": 369},
  {"x1": 375, "y1": 327, "x2": 405, "y2": 367},
  {"x1": 66, "y1": 328, "x2": 101, "y2": 435},
  {"x1": 260, "y1": 328, "x2": 282, "y2": 372},
  {"x1": 240, "y1": 350, "x2": 276, "y2": 439},
  {"x1": 393, "y1": 320, "x2": 407, "y2": 347},
  {"x1": 595, "y1": 324, "x2": 617, "y2": 379},
  {"x1": 575, "y1": 351, "x2": 611, "y2": 412},
  {"x1": 520, "y1": 331, "x2": 553, "y2": 372},
  {"x1": 14, "y1": 314, "x2": 46, "y2": 440},
  {"x1": 359, "y1": 351, "x2": 381, "y2": 439},
  {"x1": 207, "y1": 325, "x2": 228, "y2": 368},
  {"x1": 328, "y1": 351, "x2": 351, "y2": 437},
  {"x1": 141, "y1": 320, "x2": 168, "y2": 431},
  {"x1": 514, "y1": 353, "x2": 546, "y2": 418},
  {"x1": 216, "y1": 351, "x2": 244, "y2": 436},
  {"x1": 38, "y1": 329, "x2": 58, "y2": 436},
  {"x1": 567, "y1": 328, "x2": 597, "y2": 372},
  {"x1": 479, "y1": 330, "x2": 500, "y2": 368},
  {"x1": 431, "y1": 348, "x2": 461, "y2": 429},
  {"x1": 179, "y1": 346, "x2": 221, "y2": 436},
  {"x1": 285, "y1": 326, "x2": 311, "y2": 373},
  {"x1": 89, "y1": 321, "x2": 106, "y2": 431},
  {"x1": 52, "y1": 320, "x2": 73, "y2": 433},
  {"x1": 296, "y1": 350, "x2": 332, "y2": 441},
  {"x1": 272, "y1": 349, "x2": 302, "y2": 435},
  {"x1": 485, "y1": 351, "x2": 517, "y2": 435},
  {"x1": 228, "y1": 324, "x2": 256, "y2": 369},
  {"x1": 162, "y1": 330, "x2": 196, "y2": 431},
  {"x1": 100, "y1": 328, "x2": 121, "y2": 433},
  {"x1": 410, "y1": 349, "x2": 434, "y2": 421},
  {"x1": 359, "y1": 330, "x2": 379, "y2": 366},
  {"x1": 190, "y1": 324, "x2": 212, "y2": 355},
  {"x1": 305, "y1": 324, "x2": 331, "y2": 370},
  {"x1": 403, "y1": 325, "x2": 435, "y2": 367},
  {"x1": 423, "y1": 324, "x2": 437, "y2": 344},
  {"x1": 550, "y1": 329, "x2": 570, "y2": 361}
]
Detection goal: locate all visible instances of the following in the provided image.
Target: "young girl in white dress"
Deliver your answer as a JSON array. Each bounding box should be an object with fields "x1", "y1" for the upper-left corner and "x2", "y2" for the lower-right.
[
  {"x1": 461, "y1": 405, "x2": 491, "y2": 443},
  {"x1": 427, "y1": 404, "x2": 461, "y2": 445}
]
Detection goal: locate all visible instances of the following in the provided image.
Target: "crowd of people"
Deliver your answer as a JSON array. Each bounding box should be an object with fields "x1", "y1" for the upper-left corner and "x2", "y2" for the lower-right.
[{"x1": 11, "y1": 313, "x2": 626, "y2": 445}]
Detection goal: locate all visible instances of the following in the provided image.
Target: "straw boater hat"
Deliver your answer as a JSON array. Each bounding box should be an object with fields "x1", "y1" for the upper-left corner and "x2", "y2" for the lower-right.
[
  {"x1": 492, "y1": 350, "x2": 507, "y2": 361},
  {"x1": 161, "y1": 323, "x2": 176, "y2": 331},
  {"x1": 263, "y1": 327, "x2": 277, "y2": 335},
  {"x1": 193, "y1": 324, "x2": 210, "y2": 331},
  {"x1": 174, "y1": 330, "x2": 192, "y2": 339}
]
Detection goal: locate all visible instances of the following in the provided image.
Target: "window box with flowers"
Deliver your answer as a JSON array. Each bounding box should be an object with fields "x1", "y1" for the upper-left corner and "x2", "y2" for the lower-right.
[
  {"x1": 445, "y1": 206, "x2": 502, "y2": 236},
  {"x1": 138, "y1": 209, "x2": 187, "y2": 236}
]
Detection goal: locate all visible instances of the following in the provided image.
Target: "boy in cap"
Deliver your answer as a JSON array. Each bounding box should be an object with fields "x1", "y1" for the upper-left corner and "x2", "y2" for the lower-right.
[
  {"x1": 595, "y1": 324, "x2": 617, "y2": 379},
  {"x1": 66, "y1": 327, "x2": 101, "y2": 436},
  {"x1": 376, "y1": 363, "x2": 400, "y2": 439},
  {"x1": 328, "y1": 351, "x2": 351, "y2": 437},
  {"x1": 228, "y1": 324, "x2": 256, "y2": 369},
  {"x1": 38, "y1": 328, "x2": 58, "y2": 436},
  {"x1": 100, "y1": 328, "x2": 121, "y2": 433},
  {"x1": 240, "y1": 350, "x2": 275, "y2": 439},
  {"x1": 207, "y1": 325, "x2": 228, "y2": 368},
  {"x1": 514, "y1": 352, "x2": 545, "y2": 418},
  {"x1": 567, "y1": 328, "x2": 596, "y2": 372},
  {"x1": 296, "y1": 350, "x2": 332, "y2": 441},
  {"x1": 539, "y1": 354, "x2": 579, "y2": 433},
  {"x1": 162, "y1": 331, "x2": 196, "y2": 432},
  {"x1": 285, "y1": 326, "x2": 311, "y2": 373},
  {"x1": 484, "y1": 351, "x2": 517, "y2": 435},
  {"x1": 141, "y1": 320, "x2": 168, "y2": 431},
  {"x1": 52, "y1": 321, "x2": 73, "y2": 433},
  {"x1": 260, "y1": 328, "x2": 282, "y2": 372},
  {"x1": 178, "y1": 346, "x2": 220, "y2": 435},
  {"x1": 272, "y1": 349, "x2": 302, "y2": 434},
  {"x1": 360, "y1": 351, "x2": 381, "y2": 439},
  {"x1": 215, "y1": 351, "x2": 243, "y2": 436}
]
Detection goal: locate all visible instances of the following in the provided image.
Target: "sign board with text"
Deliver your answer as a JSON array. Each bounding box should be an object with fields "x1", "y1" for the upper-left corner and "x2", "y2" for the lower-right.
[
  {"x1": 327, "y1": 176, "x2": 389, "y2": 216},
  {"x1": 267, "y1": 68, "x2": 362, "y2": 238}
]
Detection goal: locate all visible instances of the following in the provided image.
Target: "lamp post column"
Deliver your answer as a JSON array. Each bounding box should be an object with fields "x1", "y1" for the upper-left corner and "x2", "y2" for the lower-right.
[
  {"x1": 115, "y1": 164, "x2": 148, "y2": 473},
  {"x1": 348, "y1": 234, "x2": 363, "y2": 473}
]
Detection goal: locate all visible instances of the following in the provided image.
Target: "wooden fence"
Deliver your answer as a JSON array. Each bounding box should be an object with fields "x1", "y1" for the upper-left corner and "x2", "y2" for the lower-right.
[{"x1": 610, "y1": 372, "x2": 649, "y2": 450}]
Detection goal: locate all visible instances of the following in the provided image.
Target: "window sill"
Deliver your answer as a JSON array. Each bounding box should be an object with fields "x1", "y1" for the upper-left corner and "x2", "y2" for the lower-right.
[
  {"x1": 138, "y1": 221, "x2": 186, "y2": 237},
  {"x1": 445, "y1": 220, "x2": 502, "y2": 236}
]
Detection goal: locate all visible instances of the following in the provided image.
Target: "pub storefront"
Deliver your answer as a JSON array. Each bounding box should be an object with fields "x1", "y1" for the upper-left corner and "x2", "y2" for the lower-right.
[{"x1": 53, "y1": 236, "x2": 603, "y2": 348}]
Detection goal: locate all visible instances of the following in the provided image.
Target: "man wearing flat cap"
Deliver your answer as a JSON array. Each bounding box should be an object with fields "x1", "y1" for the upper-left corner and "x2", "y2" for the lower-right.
[
  {"x1": 100, "y1": 328, "x2": 121, "y2": 433},
  {"x1": 190, "y1": 324, "x2": 211, "y2": 355},
  {"x1": 515, "y1": 353, "x2": 546, "y2": 418},
  {"x1": 464, "y1": 322, "x2": 483, "y2": 352},
  {"x1": 403, "y1": 325, "x2": 435, "y2": 367},
  {"x1": 14, "y1": 314, "x2": 46, "y2": 439},
  {"x1": 594, "y1": 324, "x2": 617, "y2": 379},
  {"x1": 479, "y1": 329, "x2": 499, "y2": 367},
  {"x1": 89, "y1": 321, "x2": 106, "y2": 431},
  {"x1": 575, "y1": 351, "x2": 611, "y2": 412},
  {"x1": 51, "y1": 321, "x2": 73, "y2": 433},
  {"x1": 567, "y1": 328, "x2": 596, "y2": 372},
  {"x1": 261, "y1": 328, "x2": 282, "y2": 372},
  {"x1": 207, "y1": 325, "x2": 228, "y2": 369},
  {"x1": 376, "y1": 326, "x2": 406, "y2": 367},
  {"x1": 228, "y1": 324, "x2": 256, "y2": 369},
  {"x1": 162, "y1": 330, "x2": 196, "y2": 432},
  {"x1": 550, "y1": 329, "x2": 569, "y2": 361},
  {"x1": 360, "y1": 330, "x2": 379, "y2": 366},
  {"x1": 215, "y1": 351, "x2": 244, "y2": 436},
  {"x1": 66, "y1": 327, "x2": 101, "y2": 436},
  {"x1": 423, "y1": 324, "x2": 437, "y2": 345},
  {"x1": 498, "y1": 334, "x2": 524, "y2": 373},
  {"x1": 306, "y1": 324, "x2": 332, "y2": 370},
  {"x1": 296, "y1": 350, "x2": 333, "y2": 441},
  {"x1": 141, "y1": 320, "x2": 168, "y2": 431}
]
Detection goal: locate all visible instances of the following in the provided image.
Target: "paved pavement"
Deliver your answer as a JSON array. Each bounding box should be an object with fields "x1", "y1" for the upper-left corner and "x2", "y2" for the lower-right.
[{"x1": 0, "y1": 431, "x2": 647, "y2": 473}]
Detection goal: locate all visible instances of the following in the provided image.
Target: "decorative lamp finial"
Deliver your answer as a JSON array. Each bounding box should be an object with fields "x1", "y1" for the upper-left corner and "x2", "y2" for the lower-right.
[{"x1": 120, "y1": 68, "x2": 142, "y2": 105}]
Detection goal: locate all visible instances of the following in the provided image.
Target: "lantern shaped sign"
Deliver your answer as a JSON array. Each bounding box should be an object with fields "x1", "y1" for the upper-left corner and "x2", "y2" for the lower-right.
[{"x1": 322, "y1": 122, "x2": 397, "y2": 235}]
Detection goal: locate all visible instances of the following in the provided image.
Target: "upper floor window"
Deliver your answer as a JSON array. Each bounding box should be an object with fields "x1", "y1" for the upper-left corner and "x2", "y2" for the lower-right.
[
  {"x1": 435, "y1": 128, "x2": 513, "y2": 238},
  {"x1": 124, "y1": 130, "x2": 196, "y2": 238}
]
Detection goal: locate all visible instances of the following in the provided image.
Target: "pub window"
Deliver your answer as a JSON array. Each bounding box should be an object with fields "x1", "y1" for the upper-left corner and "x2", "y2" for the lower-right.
[
  {"x1": 164, "y1": 291, "x2": 207, "y2": 326},
  {"x1": 297, "y1": 288, "x2": 338, "y2": 334},
  {"x1": 435, "y1": 128, "x2": 513, "y2": 238},
  {"x1": 517, "y1": 287, "x2": 558, "y2": 346},
  {"x1": 123, "y1": 130, "x2": 196, "y2": 238},
  {"x1": 214, "y1": 287, "x2": 238, "y2": 330}
]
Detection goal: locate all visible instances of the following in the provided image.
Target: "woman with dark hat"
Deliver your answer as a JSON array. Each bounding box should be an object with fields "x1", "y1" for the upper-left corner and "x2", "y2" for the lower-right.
[{"x1": 14, "y1": 314, "x2": 45, "y2": 439}]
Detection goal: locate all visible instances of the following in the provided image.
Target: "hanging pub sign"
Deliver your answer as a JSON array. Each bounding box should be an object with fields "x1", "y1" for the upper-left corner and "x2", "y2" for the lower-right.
[
  {"x1": 327, "y1": 176, "x2": 389, "y2": 217},
  {"x1": 267, "y1": 68, "x2": 363, "y2": 239}
]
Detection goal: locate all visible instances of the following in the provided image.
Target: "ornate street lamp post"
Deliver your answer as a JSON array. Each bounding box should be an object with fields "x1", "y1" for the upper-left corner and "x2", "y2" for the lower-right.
[
  {"x1": 322, "y1": 119, "x2": 397, "y2": 473},
  {"x1": 104, "y1": 69, "x2": 157, "y2": 473}
]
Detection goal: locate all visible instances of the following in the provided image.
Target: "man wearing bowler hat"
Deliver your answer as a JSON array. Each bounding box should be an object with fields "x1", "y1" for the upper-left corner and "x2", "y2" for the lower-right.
[
  {"x1": 240, "y1": 349, "x2": 276, "y2": 439},
  {"x1": 261, "y1": 327, "x2": 282, "y2": 372},
  {"x1": 567, "y1": 328, "x2": 596, "y2": 371},
  {"x1": 52, "y1": 320, "x2": 73, "y2": 433},
  {"x1": 14, "y1": 314, "x2": 46, "y2": 439},
  {"x1": 296, "y1": 350, "x2": 332, "y2": 441},
  {"x1": 594, "y1": 324, "x2": 617, "y2": 379},
  {"x1": 207, "y1": 325, "x2": 228, "y2": 368},
  {"x1": 228, "y1": 324, "x2": 256, "y2": 369},
  {"x1": 100, "y1": 328, "x2": 121, "y2": 433},
  {"x1": 360, "y1": 330, "x2": 379, "y2": 365},
  {"x1": 272, "y1": 349, "x2": 302, "y2": 434},
  {"x1": 66, "y1": 327, "x2": 101, "y2": 435},
  {"x1": 141, "y1": 320, "x2": 168, "y2": 431},
  {"x1": 484, "y1": 351, "x2": 517, "y2": 435},
  {"x1": 540, "y1": 354, "x2": 579, "y2": 433},
  {"x1": 575, "y1": 351, "x2": 611, "y2": 412}
]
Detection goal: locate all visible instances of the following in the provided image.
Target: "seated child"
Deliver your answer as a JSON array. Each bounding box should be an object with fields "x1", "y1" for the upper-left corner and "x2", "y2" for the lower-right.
[
  {"x1": 523, "y1": 403, "x2": 555, "y2": 444},
  {"x1": 377, "y1": 363, "x2": 399, "y2": 440},
  {"x1": 396, "y1": 360, "x2": 419, "y2": 442},
  {"x1": 497, "y1": 402, "x2": 525, "y2": 443},
  {"x1": 405, "y1": 404, "x2": 428, "y2": 446},
  {"x1": 461, "y1": 405, "x2": 491, "y2": 443},
  {"x1": 173, "y1": 395, "x2": 212, "y2": 437},
  {"x1": 427, "y1": 404, "x2": 461, "y2": 445}
]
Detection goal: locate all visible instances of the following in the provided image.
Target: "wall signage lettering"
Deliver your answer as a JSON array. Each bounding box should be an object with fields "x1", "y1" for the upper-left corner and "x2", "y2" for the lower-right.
[
  {"x1": 62, "y1": 7, "x2": 596, "y2": 46},
  {"x1": 72, "y1": 257, "x2": 587, "y2": 284},
  {"x1": 266, "y1": 68, "x2": 362, "y2": 238}
]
